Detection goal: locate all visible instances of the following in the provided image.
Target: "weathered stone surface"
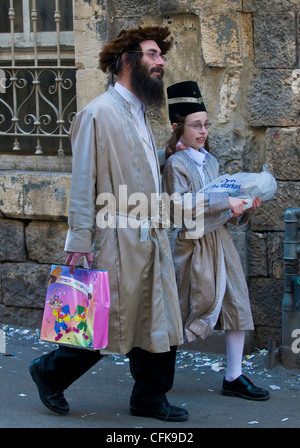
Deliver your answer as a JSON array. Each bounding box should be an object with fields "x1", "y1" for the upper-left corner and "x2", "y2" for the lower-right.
[
  {"x1": 248, "y1": 70, "x2": 300, "y2": 127},
  {"x1": 216, "y1": 71, "x2": 241, "y2": 123},
  {"x1": 267, "y1": 232, "x2": 284, "y2": 279},
  {"x1": 250, "y1": 181, "x2": 300, "y2": 232},
  {"x1": 73, "y1": 0, "x2": 108, "y2": 110},
  {"x1": 200, "y1": 12, "x2": 243, "y2": 67},
  {"x1": 0, "y1": 219, "x2": 26, "y2": 262},
  {"x1": 166, "y1": 0, "x2": 243, "y2": 12},
  {"x1": 0, "y1": 304, "x2": 43, "y2": 329},
  {"x1": 247, "y1": 231, "x2": 268, "y2": 277},
  {"x1": 141, "y1": 13, "x2": 202, "y2": 148},
  {"x1": 265, "y1": 127, "x2": 300, "y2": 181},
  {"x1": 249, "y1": 277, "x2": 284, "y2": 329},
  {"x1": 74, "y1": 0, "x2": 106, "y2": 19},
  {"x1": 254, "y1": 12, "x2": 297, "y2": 68},
  {"x1": 25, "y1": 221, "x2": 69, "y2": 265},
  {"x1": 0, "y1": 155, "x2": 72, "y2": 172},
  {"x1": 72, "y1": 69, "x2": 107, "y2": 112},
  {"x1": 1, "y1": 262, "x2": 50, "y2": 309},
  {"x1": 74, "y1": 15, "x2": 108, "y2": 70},
  {"x1": 243, "y1": 129, "x2": 268, "y2": 173},
  {"x1": 110, "y1": 0, "x2": 160, "y2": 16},
  {"x1": 254, "y1": 326, "x2": 282, "y2": 349},
  {"x1": 0, "y1": 171, "x2": 71, "y2": 220},
  {"x1": 291, "y1": 69, "x2": 300, "y2": 96},
  {"x1": 243, "y1": 0, "x2": 297, "y2": 12},
  {"x1": 208, "y1": 129, "x2": 245, "y2": 175}
]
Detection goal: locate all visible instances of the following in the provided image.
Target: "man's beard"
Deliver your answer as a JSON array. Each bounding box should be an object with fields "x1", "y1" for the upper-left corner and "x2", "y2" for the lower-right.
[{"x1": 131, "y1": 60, "x2": 165, "y2": 109}]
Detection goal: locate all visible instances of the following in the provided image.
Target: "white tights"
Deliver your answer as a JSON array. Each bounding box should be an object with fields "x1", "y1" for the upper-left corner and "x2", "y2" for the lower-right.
[{"x1": 224, "y1": 330, "x2": 245, "y2": 382}]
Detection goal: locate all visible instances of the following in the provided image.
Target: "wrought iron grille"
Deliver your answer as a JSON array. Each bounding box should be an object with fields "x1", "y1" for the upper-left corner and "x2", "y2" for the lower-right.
[{"x1": 0, "y1": 0, "x2": 77, "y2": 157}]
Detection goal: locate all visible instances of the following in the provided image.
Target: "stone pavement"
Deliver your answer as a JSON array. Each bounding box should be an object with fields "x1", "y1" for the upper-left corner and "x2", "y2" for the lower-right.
[{"x1": 1, "y1": 325, "x2": 300, "y2": 432}]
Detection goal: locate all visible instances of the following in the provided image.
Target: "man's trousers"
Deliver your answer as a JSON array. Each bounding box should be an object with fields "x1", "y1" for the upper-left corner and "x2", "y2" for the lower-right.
[{"x1": 39, "y1": 345, "x2": 177, "y2": 407}]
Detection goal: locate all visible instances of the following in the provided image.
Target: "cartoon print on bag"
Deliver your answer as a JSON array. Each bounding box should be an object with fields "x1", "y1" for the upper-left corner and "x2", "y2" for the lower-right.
[
  {"x1": 46, "y1": 271, "x2": 93, "y2": 342},
  {"x1": 48, "y1": 288, "x2": 71, "y2": 341}
]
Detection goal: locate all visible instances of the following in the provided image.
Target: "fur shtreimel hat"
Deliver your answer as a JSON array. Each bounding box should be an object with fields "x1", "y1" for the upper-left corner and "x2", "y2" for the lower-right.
[
  {"x1": 167, "y1": 80, "x2": 206, "y2": 124},
  {"x1": 99, "y1": 26, "x2": 172, "y2": 75}
]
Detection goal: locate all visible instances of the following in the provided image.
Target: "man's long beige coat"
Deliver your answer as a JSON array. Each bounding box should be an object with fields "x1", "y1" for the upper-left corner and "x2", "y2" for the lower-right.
[
  {"x1": 65, "y1": 86, "x2": 183, "y2": 354},
  {"x1": 162, "y1": 150, "x2": 254, "y2": 342}
]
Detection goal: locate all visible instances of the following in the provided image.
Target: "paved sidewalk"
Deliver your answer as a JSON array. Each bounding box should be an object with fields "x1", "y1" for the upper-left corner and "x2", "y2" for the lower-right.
[{"x1": 1, "y1": 325, "x2": 300, "y2": 430}]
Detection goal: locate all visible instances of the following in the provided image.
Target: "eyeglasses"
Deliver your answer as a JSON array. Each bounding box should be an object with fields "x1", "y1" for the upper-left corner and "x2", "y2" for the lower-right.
[
  {"x1": 185, "y1": 122, "x2": 211, "y2": 130},
  {"x1": 127, "y1": 49, "x2": 167, "y2": 62}
]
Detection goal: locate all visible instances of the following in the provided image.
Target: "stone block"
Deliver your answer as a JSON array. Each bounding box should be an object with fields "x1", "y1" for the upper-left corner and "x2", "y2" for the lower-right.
[
  {"x1": 243, "y1": 0, "x2": 297, "y2": 12},
  {"x1": 160, "y1": 0, "x2": 243, "y2": 13},
  {"x1": 0, "y1": 171, "x2": 71, "y2": 220},
  {"x1": 250, "y1": 181, "x2": 300, "y2": 232},
  {"x1": 208, "y1": 130, "x2": 245, "y2": 175},
  {"x1": 76, "y1": 69, "x2": 107, "y2": 110},
  {"x1": 249, "y1": 277, "x2": 284, "y2": 328},
  {"x1": 25, "y1": 221, "x2": 69, "y2": 265},
  {"x1": 0, "y1": 219, "x2": 26, "y2": 262},
  {"x1": 74, "y1": 16, "x2": 108, "y2": 70},
  {"x1": 267, "y1": 232, "x2": 284, "y2": 279},
  {"x1": 216, "y1": 71, "x2": 241, "y2": 123},
  {"x1": 254, "y1": 12, "x2": 297, "y2": 68},
  {"x1": 110, "y1": 0, "x2": 159, "y2": 16},
  {"x1": 1, "y1": 262, "x2": 51, "y2": 310},
  {"x1": 265, "y1": 127, "x2": 300, "y2": 181},
  {"x1": 153, "y1": 13, "x2": 201, "y2": 87},
  {"x1": 0, "y1": 304, "x2": 44, "y2": 329},
  {"x1": 247, "y1": 231, "x2": 268, "y2": 277},
  {"x1": 248, "y1": 69, "x2": 300, "y2": 127},
  {"x1": 0, "y1": 155, "x2": 72, "y2": 172},
  {"x1": 254, "y1": 326, "x2": 282, "y2": 349},
  {"x1": 200, "y1": 12, "x2": 243, "y2": 67},
  {"x1": 74, "y1": 0, "x2": 106, "y2": 19},
  {"x1": 243, "y1": 129, "x2": 268, "y2": 173}
]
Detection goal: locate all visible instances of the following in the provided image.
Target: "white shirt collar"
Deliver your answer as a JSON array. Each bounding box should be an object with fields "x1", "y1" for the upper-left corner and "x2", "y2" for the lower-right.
[
  {"x1": 178, "y1": 143, "x2": 208, "y2": 167},
  {"x1": 114, "y1": 82, "x2": 144, "y2": 113}
]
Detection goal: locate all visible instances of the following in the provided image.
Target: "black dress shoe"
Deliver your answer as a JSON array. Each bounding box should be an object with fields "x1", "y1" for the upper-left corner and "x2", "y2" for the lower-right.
[
  {"x1": 222, "y1": 375, "x2": 270, "y2": 401},
  {"x1": 29, "y1": 358, "x2": 70, "y2": 414},
  {"x1": 130, "y1": 402, "x2": 189, "y2": 422}
]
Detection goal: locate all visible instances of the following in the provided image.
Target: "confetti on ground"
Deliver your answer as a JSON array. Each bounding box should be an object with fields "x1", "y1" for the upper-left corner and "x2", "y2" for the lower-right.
[
  {"x1": 81, "y1": 412, "x2": 97, "y2": 418},
  {"x1": 211, "y1": 363, "x2": 225, "y2": 372},
  {"x1": 2, "y1": 324, "x2": 300, "y2": 405},
  {"x1": 242, "y1": 360, "x2": 253, "y2": 367}
]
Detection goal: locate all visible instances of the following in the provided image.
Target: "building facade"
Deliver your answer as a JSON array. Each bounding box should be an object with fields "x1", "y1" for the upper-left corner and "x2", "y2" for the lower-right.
[{"x1": 0, "y1": 0, "x2": 299, "y2": 349}]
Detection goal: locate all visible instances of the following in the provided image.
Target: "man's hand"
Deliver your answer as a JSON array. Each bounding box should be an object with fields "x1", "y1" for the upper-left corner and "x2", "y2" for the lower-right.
[{"x1": 65, "y1": 252, "x2": 93, "y2": 274}]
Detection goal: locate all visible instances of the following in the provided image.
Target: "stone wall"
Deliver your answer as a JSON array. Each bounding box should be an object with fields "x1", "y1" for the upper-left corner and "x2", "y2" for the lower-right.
[
  {"x1": 0, "y1": 0, "x2": 299, "y2": 349},
  {"x1": 0, "y1": 171, "x2": 71, "y2": 326}
]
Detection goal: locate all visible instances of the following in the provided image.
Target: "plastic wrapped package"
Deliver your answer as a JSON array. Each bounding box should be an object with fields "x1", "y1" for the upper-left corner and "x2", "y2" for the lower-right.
[{"x1": 201, "y1": 165, "x2": 277, "y2": 209}]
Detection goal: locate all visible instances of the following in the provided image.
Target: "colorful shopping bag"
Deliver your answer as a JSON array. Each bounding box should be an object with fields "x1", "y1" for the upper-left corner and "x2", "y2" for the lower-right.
[{"x1": 40, "y1": 265, "x2": 110, "y2": 349}]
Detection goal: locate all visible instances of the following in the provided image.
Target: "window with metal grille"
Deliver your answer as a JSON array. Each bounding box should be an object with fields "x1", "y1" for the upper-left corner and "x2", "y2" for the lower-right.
[{"x1": 0, "y1": 0, "x2": 76, "y2": 157}]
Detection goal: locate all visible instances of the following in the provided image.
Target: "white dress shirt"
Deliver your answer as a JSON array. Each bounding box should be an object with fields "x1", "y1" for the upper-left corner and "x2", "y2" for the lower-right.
[
  {"x1": 114, "y1": 82, "x2": 160, "y2": 193},
  {"x1": 184, "y1": 145, "x2": 208, "y2": 186}
]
